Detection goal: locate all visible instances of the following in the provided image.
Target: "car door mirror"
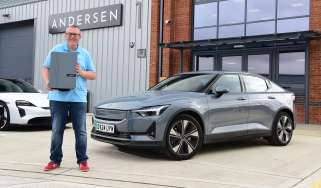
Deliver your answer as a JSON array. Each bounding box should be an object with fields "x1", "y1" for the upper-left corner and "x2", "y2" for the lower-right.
[{"x1": 211, "y1": 87, "x2": 229, "y2": 97}]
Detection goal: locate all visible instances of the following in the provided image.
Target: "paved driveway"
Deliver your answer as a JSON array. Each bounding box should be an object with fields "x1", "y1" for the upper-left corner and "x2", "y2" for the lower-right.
[{"x1": 0, "y1": 115, "x2": 321, "y2": 188}]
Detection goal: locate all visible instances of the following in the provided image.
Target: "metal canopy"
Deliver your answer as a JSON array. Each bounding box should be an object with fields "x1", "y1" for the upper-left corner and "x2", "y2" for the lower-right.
[{"x1": 160, "y1": 31, "x2": 321, "y2": 51}]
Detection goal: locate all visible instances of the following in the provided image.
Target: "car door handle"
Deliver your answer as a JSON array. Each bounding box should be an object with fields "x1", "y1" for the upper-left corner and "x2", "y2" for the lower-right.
[
  {"x1": 268, "y1": 96, "x2": 276, "y2": 99},
  {"x1": 237, "y1": 97, "x2": 247, "y2": 101}
]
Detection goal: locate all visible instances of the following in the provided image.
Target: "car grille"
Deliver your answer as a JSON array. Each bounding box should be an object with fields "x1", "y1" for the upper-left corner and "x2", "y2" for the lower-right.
[{"x1": 95, "y1": 108, "x2": 127, "y2": 121}]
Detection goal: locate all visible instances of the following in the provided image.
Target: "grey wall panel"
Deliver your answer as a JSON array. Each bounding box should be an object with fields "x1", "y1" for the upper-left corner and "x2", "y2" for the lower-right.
[{"x1": 0, "y1": 0, "x2": 151, "y2": 111}]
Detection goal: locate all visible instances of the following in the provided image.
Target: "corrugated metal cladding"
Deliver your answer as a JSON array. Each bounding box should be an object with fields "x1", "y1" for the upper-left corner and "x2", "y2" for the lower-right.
[
  {"x1": 0, "y1": 0, "x2": 46, "y2": 9},
  {"x1": 0, "y1": 0, "x2": 151, "y2": 110}
]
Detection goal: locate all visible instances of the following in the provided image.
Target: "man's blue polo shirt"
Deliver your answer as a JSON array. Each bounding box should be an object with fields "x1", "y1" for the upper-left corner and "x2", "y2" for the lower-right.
[{"x1": 43, "y1": 43, "x2": 95, "y2": 103}]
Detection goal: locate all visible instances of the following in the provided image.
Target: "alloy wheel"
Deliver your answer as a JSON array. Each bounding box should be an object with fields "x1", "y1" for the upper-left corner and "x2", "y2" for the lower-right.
[
  {"x1": 0, "y1": 105, "x2": 8, "y2": 129},
  {"x1": 276, "y1": 115, "x2": 293, "y2": 144},
  {"x1": 168, "y1": 119, "x2": 200, "y2": 156}
]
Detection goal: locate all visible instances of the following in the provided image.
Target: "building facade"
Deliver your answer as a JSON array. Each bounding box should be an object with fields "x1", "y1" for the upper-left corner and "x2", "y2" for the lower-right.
[
  {"x1": 0, "y1": 0, "x2": 320, "y2": 124},
  {"x1": 150, "y1": 0, "x2": 321, "y2": 124},
  {"x1": 0, "y1": 0, "x2": 151, "y2": 110}
]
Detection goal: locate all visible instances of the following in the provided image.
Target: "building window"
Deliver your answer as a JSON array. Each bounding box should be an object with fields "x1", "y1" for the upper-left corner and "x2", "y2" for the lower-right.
[
  {"x1": 193, "y1": 0, "x2": 310, "y2": 40},
  {"x1": 219, "y1": 24, "x2": 244, "y2": 38},
  {"x1": 194, "y1": 27, "x2": 217, "y2": 40},
  {"x1": 194, "y1": 0, "x2": 217, "y2": 40},
  {"x1": 278, "y1": 52, "x2": 305, "y2": 95},
  {"x1": 194, "y1": 1, "x2": 217, "y2": 27},
  {"x1": 222, "y1": 56, "x2": 242, "y2": 71},
  {"x1": 248, "y1": 54, "x2": 270, "y2": 76},
  {"x1": 219, "y1": 0, "x2": 245, "y2": 25},
  {"x1": 247, "y1": 0, "x2": 275, "y2": 22},
  {"x1": 277, "y1": 17, "x2": 309, "y2": 33},
  {"x1": 246, "y1": 21, "x2": 275, "y2": 36},
  {"x1": 279, "y1": 52, "x2": 305, "y2": 76},
  {"x1": 277, "y1": 0, "x2": 310, "y2": 18},
  {"x1": 198, "y1": 56, "x2": 214, "y2": 71}
]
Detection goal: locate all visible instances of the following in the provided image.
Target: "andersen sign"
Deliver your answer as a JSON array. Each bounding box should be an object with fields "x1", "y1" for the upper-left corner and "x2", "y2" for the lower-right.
[{"x1": 49, "y1": 4, "x2": 122, "y2": 34}]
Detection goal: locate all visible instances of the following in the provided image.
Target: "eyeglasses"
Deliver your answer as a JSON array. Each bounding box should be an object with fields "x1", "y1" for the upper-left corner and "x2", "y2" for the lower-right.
[{"x1": 65, "y1": 32, "x2": 80, "y2": 37}]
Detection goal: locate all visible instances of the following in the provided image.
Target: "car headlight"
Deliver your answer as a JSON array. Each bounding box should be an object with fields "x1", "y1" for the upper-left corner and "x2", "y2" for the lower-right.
[
  {"x1": 15, "y1": 100, "x2": 36, "y2": 107},
  {"x1": 132, "y1": 105, "x2": 170, "y2": 117}
]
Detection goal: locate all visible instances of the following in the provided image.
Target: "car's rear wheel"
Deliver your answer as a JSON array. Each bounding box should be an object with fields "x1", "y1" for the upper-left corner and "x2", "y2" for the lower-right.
[
  {"x1": 164, "y1": 114, "x2": 203, "y2": 160},
  {"x1": 267, "y1": 111, "x2": 293, "y2": 146},
  {"x1": 0, "y1": 102, "x2": 10, "y2": 131}
]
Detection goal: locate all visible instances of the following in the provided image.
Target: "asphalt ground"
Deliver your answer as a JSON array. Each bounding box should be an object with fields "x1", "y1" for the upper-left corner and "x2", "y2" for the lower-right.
[{"x1": 0, "y1": 115, "x2": 321, "y2": 188}]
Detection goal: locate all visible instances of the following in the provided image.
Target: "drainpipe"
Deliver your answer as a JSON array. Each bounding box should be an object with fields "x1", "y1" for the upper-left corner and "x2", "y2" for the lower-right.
[{"x1": 157, "y1": 0, "x2": 164, "y2": 82}]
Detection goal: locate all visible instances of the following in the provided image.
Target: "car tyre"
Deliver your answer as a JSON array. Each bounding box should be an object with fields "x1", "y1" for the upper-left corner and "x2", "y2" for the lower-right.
[
  {"x1": 267, "y1": 111, "x2": 294, "y2": 146},
  {"x1": 0, "y1": 102, "x2": 10, "y2": 131},
  {"x1": 164, "y1": 114, "x2": 203, "y2": 160}
]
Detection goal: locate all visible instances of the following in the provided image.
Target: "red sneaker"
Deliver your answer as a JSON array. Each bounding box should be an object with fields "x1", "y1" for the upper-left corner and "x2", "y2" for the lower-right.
[
  {"x1": 44, "y1": 162, "x2": 59, "y2": 171},
  {"x1": 79, "y1": 161, "x2": 89, "y2": 172}
]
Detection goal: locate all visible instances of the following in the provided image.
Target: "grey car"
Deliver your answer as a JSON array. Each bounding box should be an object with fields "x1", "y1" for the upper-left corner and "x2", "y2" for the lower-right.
[{"x1": 91, "y1": 72, "x2": 296, "y2": 160}]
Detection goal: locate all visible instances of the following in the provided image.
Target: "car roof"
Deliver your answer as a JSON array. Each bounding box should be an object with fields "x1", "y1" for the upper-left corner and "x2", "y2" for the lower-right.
[{"x1": 179, "y1": 71, "x2": 258, "y2": 76}]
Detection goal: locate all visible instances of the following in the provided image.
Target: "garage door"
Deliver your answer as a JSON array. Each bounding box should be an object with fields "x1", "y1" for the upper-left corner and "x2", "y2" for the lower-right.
[{"x1": 0, "y1": 20, "x2": 34, "y2": 83}]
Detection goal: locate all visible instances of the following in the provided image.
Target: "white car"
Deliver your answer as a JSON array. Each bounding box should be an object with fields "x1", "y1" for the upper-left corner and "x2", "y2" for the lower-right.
[{"x1": 0, "y1": 78, "x2": 50, "y2": 130}]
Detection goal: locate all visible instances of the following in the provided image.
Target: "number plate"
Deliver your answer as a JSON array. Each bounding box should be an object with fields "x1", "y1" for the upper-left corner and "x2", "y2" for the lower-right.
[{"x1": 95, "y1": 122, "x2": 115, "y2": 134}]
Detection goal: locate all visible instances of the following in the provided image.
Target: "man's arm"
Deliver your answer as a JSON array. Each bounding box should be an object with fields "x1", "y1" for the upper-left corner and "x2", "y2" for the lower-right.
[{"x1": 42, "y1": 67, "x2": 52, "y2": 90}]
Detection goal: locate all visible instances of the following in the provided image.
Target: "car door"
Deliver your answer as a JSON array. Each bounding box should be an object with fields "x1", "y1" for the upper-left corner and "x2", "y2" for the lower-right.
[
  {"x1": 242, "y1": 74, "x2": 275, "y2": 135},
  {"x1": 206, "y1": 74, "x2": 249, "y2": 140}
]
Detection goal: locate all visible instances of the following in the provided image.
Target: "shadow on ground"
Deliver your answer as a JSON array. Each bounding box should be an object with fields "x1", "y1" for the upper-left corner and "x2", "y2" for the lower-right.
[
  {"x1": 93, "y1": 138, "x2": 270, "y2": 161},
  {"x1": 2, "y1": 124, "x2": 72, "y2": 132}
]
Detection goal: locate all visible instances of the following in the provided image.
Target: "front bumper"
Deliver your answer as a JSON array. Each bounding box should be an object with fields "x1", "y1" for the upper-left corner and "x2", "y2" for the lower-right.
[
  {"x1": 90, "y1": 108, "x2": 169, "y2": 147},
  {"x1": 10, "y1": 105, "x2": 51, "y2": 125},
  {"x1": 91, "y1": 130, "x2": 162, "y2": 147}
]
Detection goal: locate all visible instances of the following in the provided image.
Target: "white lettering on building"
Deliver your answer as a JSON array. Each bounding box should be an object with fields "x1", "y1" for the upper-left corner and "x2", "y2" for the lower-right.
[
  {"x1": 93, "y1": 12, "x2": 99, "y2": 23},
  {"x1": 68, "y1": 16, "x2": 75, "y2": 26},
  {"x1": 77, "y1": 15, "x2": 83, "y2": 25},
  {"x1": 110, "y1": 10, "x2": 118, "y2": 21},
  {"x1": 101, "y1": 11, "x2": 107, "y2": 22}
]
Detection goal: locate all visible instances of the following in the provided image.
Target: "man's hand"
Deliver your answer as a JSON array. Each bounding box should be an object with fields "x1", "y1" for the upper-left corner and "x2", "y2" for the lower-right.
[
  {"x1": 75, "y1": 64, "x2": 83, "y2": 76},
  {"x1": 46, "y1": 81, "x2": 52, "y2": 91},
  {"x1": 75, "y1": 64, "x2": 96, "y2": 80}
]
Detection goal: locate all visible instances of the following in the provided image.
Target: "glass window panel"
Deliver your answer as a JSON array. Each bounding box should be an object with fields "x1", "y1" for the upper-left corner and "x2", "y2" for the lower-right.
[
  {"x1": 277, "y1": 17, "x2": 309, "y2": 33},
  {"x1": 219, "y1": 0, "x2": 245, "y2": 25},
  {"x1": 248, "y1": 54, "x2": 270, "y2": 76},
  {"x1": 246, "y1": 21, "x2": 275, "y2": 36},
  {"x1": 247, "y1": 0, "x2": 276, "y2": 22},
  {"x1": 243, "y1": 75, "x2": 268, "y2": 92},
  {"x1": 198, "y1": 57, "x2": 214, "y2": 71},
  {"x1": 278, "y1": 52, "x2": 305, "y2": 95},
  {"x1": 279, "y1": 52, "x2": 305, "y2": 75},
  {"x1": 222, "y1": 56, "x2": 242, "y2": 71},
  {"x1": 194, "y1": 27, "x2": 217, "y2": 40},
  {"x1": 194, "y1": 2, "x2": 217, "y2": 28},
  {"x1": 219, "y1": 24, "x2": 244, "y2": 38},
  {"x1": 214, "y1": 74, "x2": 242, "y2": 93},
  {"x1": 278, "y1": 0, "x2": 310, "y2": 18}
]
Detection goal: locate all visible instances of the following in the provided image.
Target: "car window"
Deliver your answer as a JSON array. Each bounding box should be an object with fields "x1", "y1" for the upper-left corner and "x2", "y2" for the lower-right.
[
  {"x1": 213, "y1": 74, "x2": 242, "y2": 93},
  {"x1": 0, "y1": 83, "x2": 7, "y2": 92},
  {"x1": 269, "y1": 81, "x2": 285, "y2": 92},
  {"x1": 149, "y1": 74, "x2": 215, "y2": 92},
  {"x1": 0, "y1": 79, "x2": 24, "y2": 93},
  {"x1": 10, "y1": 80, "x2": 38, "y2": 93},
  {"x1": 243, "y1": 75, "x2": 268, "y2": 92}
]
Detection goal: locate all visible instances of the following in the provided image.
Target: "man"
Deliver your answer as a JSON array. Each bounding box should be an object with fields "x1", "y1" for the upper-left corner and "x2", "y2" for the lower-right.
[{"x1": 42, "y1": 25, "x2": 96, "y2": 172}]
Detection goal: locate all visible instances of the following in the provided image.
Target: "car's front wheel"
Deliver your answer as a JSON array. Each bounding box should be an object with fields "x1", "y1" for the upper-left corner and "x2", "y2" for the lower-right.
[
  {"x1": 0, "y1": 102, "x2": 10, "y2": 131},
  {"x1": 267, "y1": 111, "x2": 294, "y2": 146},
  {"x1": 164, "y1": 114, "x2": 203, "y2": 160}
]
